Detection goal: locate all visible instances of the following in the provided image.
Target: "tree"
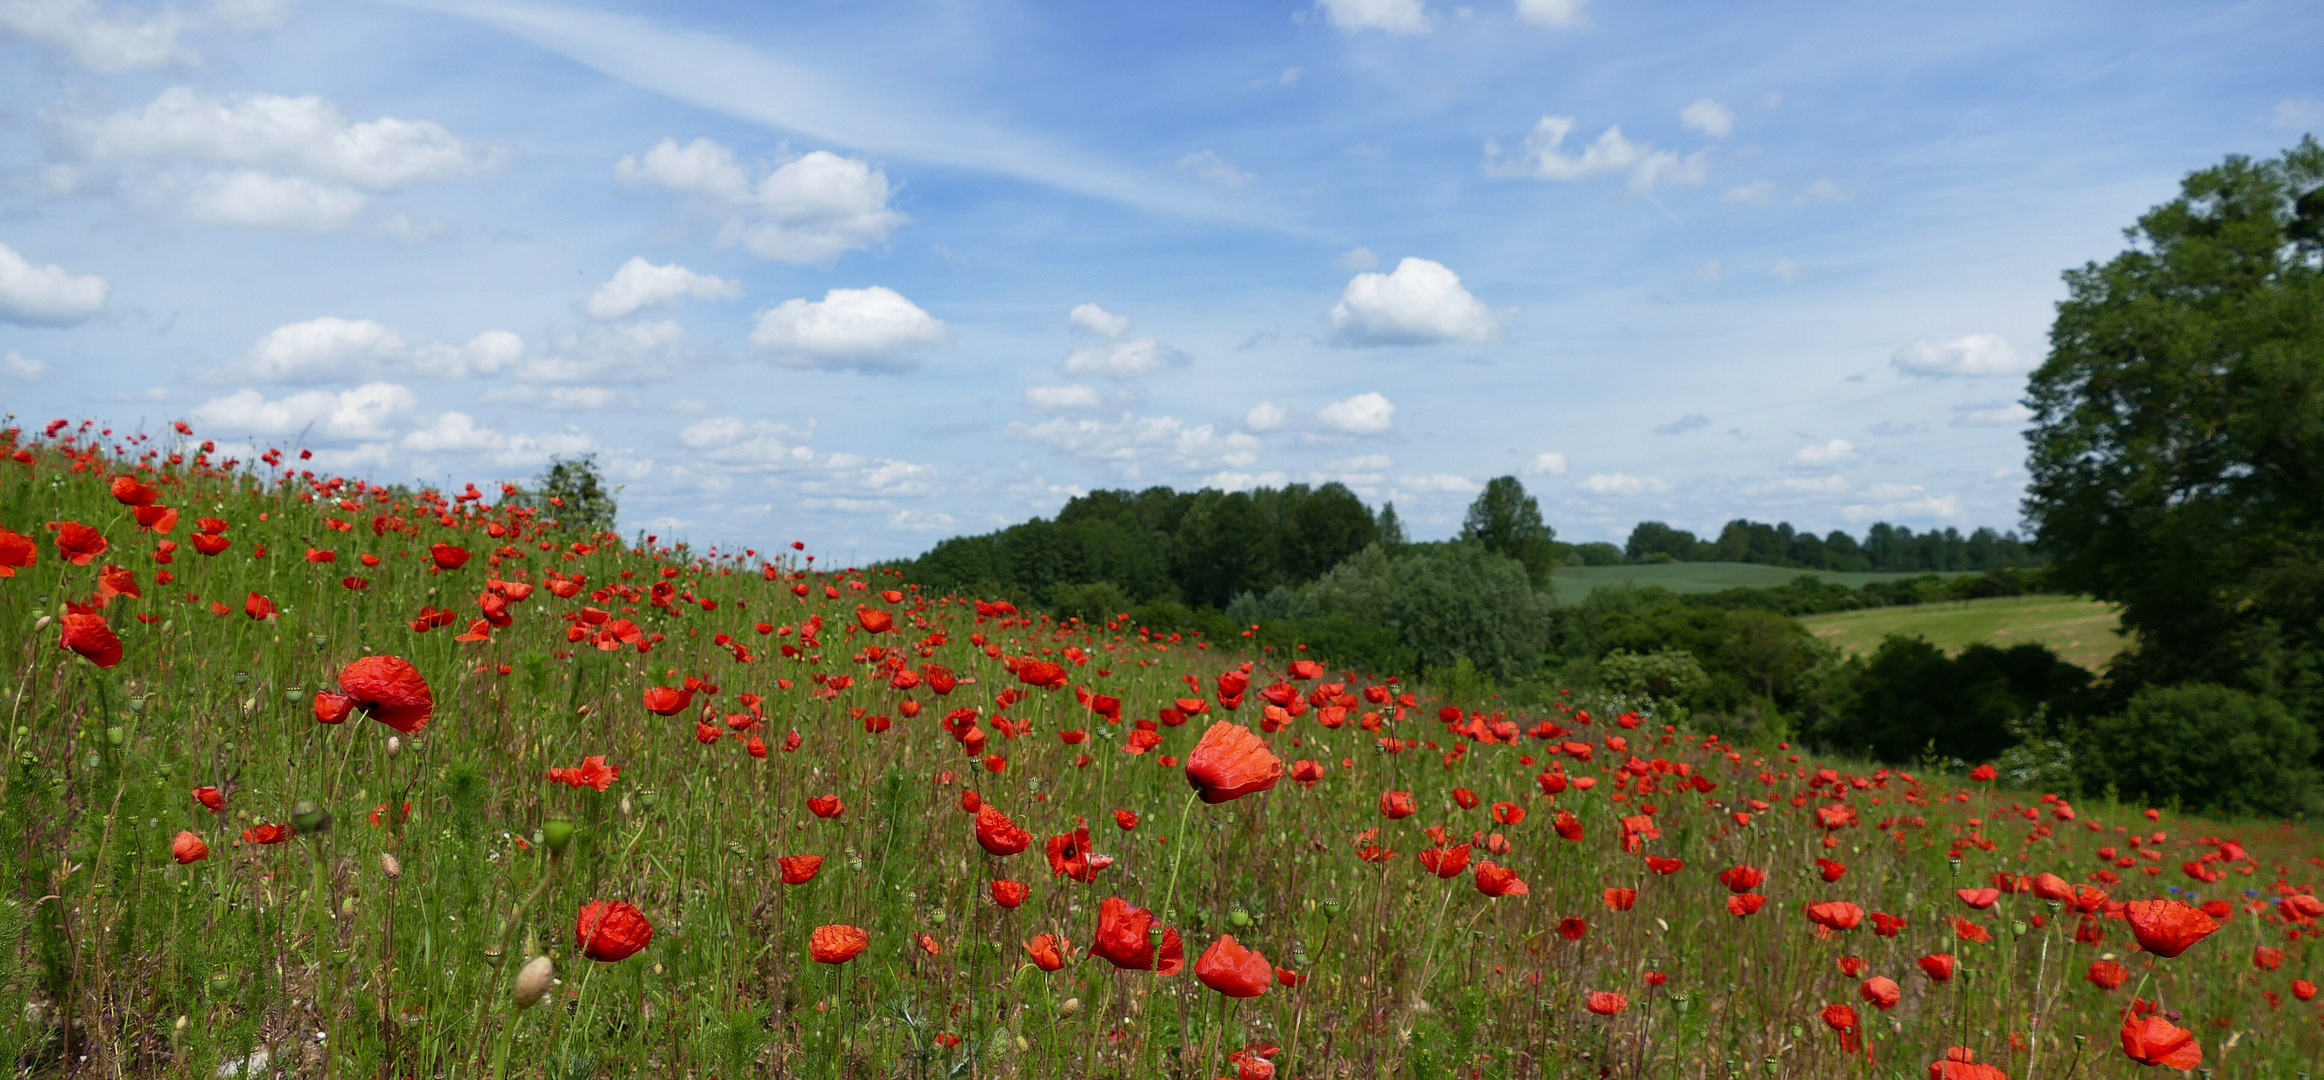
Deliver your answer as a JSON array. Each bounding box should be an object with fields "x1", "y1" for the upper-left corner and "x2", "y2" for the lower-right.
[
  {"x1": 1281, "y1": 481, "x2": 1379, "y2": 580},
  {"x1": 1172, "y1": 491, "x2": 1276, "y2": 607},
  {"x1": 517, "y1": 455, "x2": 618, "y2": 536},
  {"x1": 1461, "y1": 476, "x2": 1556, "y2": 584},
  {"x1": 1625, "y1": 522, "x2": 1701, "y2": 563},
  {"x1": 2022, "y1": 137, "x2": 2324, "y2": 743},
  {"x1": 1376, "y1": 502, "x2": 1407, "y2": 547}
]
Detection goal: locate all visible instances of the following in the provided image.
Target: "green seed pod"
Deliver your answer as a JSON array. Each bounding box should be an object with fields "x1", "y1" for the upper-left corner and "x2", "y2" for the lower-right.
[
  {"x1": 105, "y1": 726, "x2": 124, "y2": 746},
  {"x1": 291, "y1": 800, "x2": 330, "y2": 835},
  {"x1": 1321, "y1": 898, "x2": 1343, "y2": 921},
  {"x1": 1229, "y1": 908, "x2": 1252, "y2": 928},
  {"x1": 542, "y1": 815, "x2": 576, "y2": 854}
]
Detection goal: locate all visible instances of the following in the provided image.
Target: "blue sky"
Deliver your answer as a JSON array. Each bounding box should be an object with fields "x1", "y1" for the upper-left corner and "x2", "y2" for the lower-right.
[{"x1": 2, "y1": 0, "x2": 2318, "y2": 560}]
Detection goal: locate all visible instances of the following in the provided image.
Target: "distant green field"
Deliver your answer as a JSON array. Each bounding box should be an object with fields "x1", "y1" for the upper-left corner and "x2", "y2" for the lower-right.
[
  {"x1": 1799, "y1": 594, "x2": 2129, "y2": 672},
  {"x1": 1548, "y1": 561, "x2": 1970, "y2": 605}
]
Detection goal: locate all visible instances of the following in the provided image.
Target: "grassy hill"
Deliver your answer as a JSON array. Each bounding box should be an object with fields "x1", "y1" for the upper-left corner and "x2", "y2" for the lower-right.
[
  {"x1": 1799, "y1": 594, "x2": 2129, "y2": 671},
  {"x1": 1548, "y1": 561, "x2": 1972, "y2": 605}
]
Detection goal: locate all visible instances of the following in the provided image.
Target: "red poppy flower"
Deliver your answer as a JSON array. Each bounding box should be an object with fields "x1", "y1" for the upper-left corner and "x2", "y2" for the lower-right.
[
  {"x1": 1452, "y1": 787, "x2": 1479, "y2": 809},
  {"x1": 810, "y1": 923, "x2": 869, "y2": 964},
  {"x1": 2292, "y1": 979, "x2": 2316, "y2": 1002},
  {"x1": 58, "y1": 611, "x2": 121, "y2": 668},
  {"x1": 109, "y1": 474, "x2": 157, "y2": 507},
  {"x1": 1644, "y1": 856, "x2": 1684, "y2": 875},
  {"x1": 548, "y1": 755, "x2": 620, "y2": 792},
  {"x1": 1837, "y1": 955, "x2": 1866, "y2": 978},
  {"x1": 1718, "y1": 864, "x2": 1766, "y2": 893},
  {"x1": 1918, "y1": 953, "x2": 1956, "y2": 982},
  {"x1": 2252, "y1": 945, "x2": 2284, "y2": 971},
  {"x1": 576, "y1": 900, "x2": 653, "y2": 962},
  {"x1": 1024, "y1": 933, "x2": 1067, "y2": 972},
  {"x1": 2029, "y1": 872, "x2": 2072, "y2": 902},
  {"x1": 1871, "y1": 911, "x2": 1907, "y2": 937},
  {"x1": 1928, "y1": 1047, "x2": 2007, "y2": 1080},
  {"x1": 991, "y1": 880, "x2": 1030, "y2": 908},
  {"x1": 1113, "y1": 808, "x2": 1138, "y2": 831},
  {"x1": 1490, "y1": 801, "x2": 1525, "y2": 825},
  {"x1": 1603, "y1": 887, "x2": 1637, "y2": 911},
  {"x1": 171, "y1": 830, "x2": 208, "y2": 864},
  {"x1": 192, "y1": 786, "x2": 224, "y2": 813},
  {"x1": 915, "y1": 932, "x2": 942, "y2": 957},
  {"x1": 1955, "y1": 888, "x2": 2000, "y2": 910},
  {"x1": 189, "y1": 532, "x2": 231, "y2": 556},
  {"x1": 855, "y1": 607, "x2": 894, "y2": 634},
  {"x1": 429, "y1": 543, "x2": 470, "y2": 570},
  {"x1": 1379, "y1": 790, "x2": 1417, "y2": 819},
  {"x1": 1727, "y1": 894, "x2": 1766, "y2": 917},
  {"x1": 1474, "y1": 861, "x2": 1528, "y2": 897},
  {"x1": 1045, "y1": 818, "x2": 1115, "y2": 882},
  {"x1": 1558, "y1": 916, "x2": 1588, "y2": 941},
  {"x1": 1817, "y1": 857, "x2": 1849, "y2": 882},
  {"x1": 97, "y1": 564, "x2": 138, "y2": 600},
  {"x1": 1195, "y1": 934, "x2": 1272, "y2": 998},
  {"x1": 1184, "y1": 722, "x2": 1284, "y2": 804},
  {"x1": 1820, "y1": 1003, "x2": 1861, "y2": 1051},
  {"x1": 1418, "y1": 844, "x2": 1472, "y2": 879},
  {"x1": 1860, "y1": 976, "x2": 1900, "y2": 1011},
  {"x1": 1090, "y1": 896, "x2": 1183, "y2": 974},
  {"x1": 47, "y1": 521, "x2": 107, "y2": 565},
  {"x1": 2085, "y1": 959, "x2": 2128, "y2": 989},
  {"x1": 313, "y1": 691, "x2": 353, "y2": 724},
  {"x1": 779, "y1": 855, "x2": 823, "y2": 884},
  {"x1": 1290, "y1": 760, "x2": 1324, "y2": 786},
  {"x1": 0, "y1": 527, "x2": 35, "y2": 575},
  {"x1": 243, "y1": 591, "x2": 274, "y2": 620},
  {"x1": 806, "y1": 795, "x2": 843, "y2": 818},
  {"x1": 2125, "y1": 899, "x2": 2217, "y2": 958},
  {"x1": 2119, "y1": 1013, "x2": 2202, "y2": 1069},
  {"x1": 1553, "y1": 809, "x2": 1584, "y2": 842},
  {"x1": 641, "y1": 686, "x2": 692, "y2": 716},
  {"x1": 975, "y1": 804, "x2": 1032, "y2": 857},
  {"x1": 1016, "y1": 659, "x2": 1067, "y2": 689},
  {"x1": 337, "y1": 655, "x2": 434, "y2": 733},
  {"x1": 1585, "y1": 991, "x2": 1626, "y2": 1016},
  {"x1": 242, "y1": 824, "x2": 289, "y2": 845},
  {"x1": 1806, "y1": 901, "x2": 1865, "y2": 931}
]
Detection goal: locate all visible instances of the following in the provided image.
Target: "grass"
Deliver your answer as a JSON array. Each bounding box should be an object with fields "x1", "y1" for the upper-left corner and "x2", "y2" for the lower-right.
[
  {"x1": 1799, "y1": 595, "x2": 2130, "y2": 672},
  {"x1": 1548, "y1": 562, "x2": 1973, "y2": 605},
  {"x1": 0, "y1": 419, "x2": 2316, "y2": 1078}
]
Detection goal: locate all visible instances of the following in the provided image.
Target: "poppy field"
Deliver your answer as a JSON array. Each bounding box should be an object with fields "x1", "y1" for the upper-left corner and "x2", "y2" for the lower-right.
[{"x1": 1, "y1": 419, "x2": 2321, "y2": 1079}]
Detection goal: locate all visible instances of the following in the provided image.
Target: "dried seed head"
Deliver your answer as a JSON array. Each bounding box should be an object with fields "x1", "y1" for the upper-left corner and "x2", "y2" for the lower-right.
[
  {"x1": 379, "y1": 853, "x2": 402, "y2": 879},
  {"x1": 513, "y1": 955, "x2": 555, "y2": 1009}
]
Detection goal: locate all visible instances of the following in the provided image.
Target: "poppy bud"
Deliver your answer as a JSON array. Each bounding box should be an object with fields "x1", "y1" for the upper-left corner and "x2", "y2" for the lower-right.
[
  {"x1": 513, "y1": 955, "x2": 555, "y2": 1009},
  {"x1": 543, "y1": 815, "x2": 576, "y2": 855},
  {"x1": 291, "y1": 800, "x2": 330, "y2": 835},
  {"x1": 386, "y1": 736, "x2": 402, "y2": 757},
  {"x1": 380, "y1": 853, "x2": 402, "y2": 879}
]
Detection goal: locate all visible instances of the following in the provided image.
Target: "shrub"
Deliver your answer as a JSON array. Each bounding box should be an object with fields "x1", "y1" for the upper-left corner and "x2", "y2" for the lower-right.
[
  {"x1": 2078, "y1": 683, "x2": 2321, "y2": 818},
  {"x1": 1811, "y1": 637, "x2": 2090, "y2": 763}
]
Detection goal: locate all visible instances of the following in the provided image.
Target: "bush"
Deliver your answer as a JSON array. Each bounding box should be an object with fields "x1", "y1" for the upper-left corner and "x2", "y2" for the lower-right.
[
  {"x1": 1809, "y1": 637, "x2": 2090, "y2": 763},
  {"x1": 2077, "y1": 683, "x2": 2321, "y2": 818}
]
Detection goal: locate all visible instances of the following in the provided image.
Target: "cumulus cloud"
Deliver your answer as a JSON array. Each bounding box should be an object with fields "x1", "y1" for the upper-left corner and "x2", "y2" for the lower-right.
[
  {"x1": 476, "y1": 385, "x2": 618, "y2": 411},
  {"x1": 1007, "y1": 413, "x2": 1260, "y2": 470},
  {"x1": 1328, "y1": 257, "x2": 1502, "y2": 346},
  {"x1": 1743, "y1": 475, "x2": 1851, "y2": 496},
  {"x1": 1843, "y1": 483, "x2": 1959, "y2": 520},
  {"x1": 1244, "y1": 401, "x2": 1289, "y2": 432},
  {"x1": 230, "y1": 317, "x2": 524, "y2": 383},
  {"x1": 1398, "y1": 473, "x2": 1479, "y2": 494},
  {"x1": 749, "y1": 287, "x2": 945, "y2": 372},
  {"x1": 1680, "y1": 98, "x2": 1733, "y2": 138},
  {"x1": 1515, "y1": 0, "x2": 1588, "y2": 26},
  {"x1": 585, "y1": 257, "x2": 741, "y2": 321},
  {"x1": 1316, "y1": 0, "x2": 1429, "y2": 34},
  {"x1": 192, "y1": 381, "x2": 418, "y2": 440},
  {"x1": 1068, "y1": 302, "x2": 1130, "y2": 338},
  {"x1": 0, "y1": 240, "x2": 109, "y2": 326},
  {"x1": 616, "y1": 138, "x2": 904, "y2": 264},
  {"x1": 678, "y1": 416, "x2": 817, "y2": 468},
  {"x1": 401, "y1": 412, "x2": 596, "y2": 468},
  {"x1": 1522, "y1": 451, "x2": 1568, "y2": 476},
  {"x1": 1485, "y1": 116, "x2": 1709, "y2": 191},
  {"x1": 1324, "y1": 453, "x2": 1393, "y2": 472},
  {"x1": 1316, "y1": 392, "x2": 1395, "y2": 435},
  {"x1": 1950, "y1": 401, "x2": 2034, "y2": 428},
  {"x1": 183, "y1": 169, "x2": 365, "y2": 230},
  {"x1": 1203, "y1": 471, "x2": 1293, "y2": 492},
  {"x1": 2, "y1": 351, "x2": 47, "y2": 381},
  {"x1": 1023, "y1": 385, "x2": 1105, "y2": 412},
  {"x1": 0, "y1": 0, "x2": 194, "y2": 71},
  {"x1": 1061, "y1": 338, "x2": 1188, "y2": 379},
  {"x1": 1175, "y1": 150, "x2": 1253, "y2": 187},
  {"x1": 1891, "y1": 333, "x2": 2035, "y2": 377},
  {"x1": 1577, "y1": 472, "x2": 1670, "y2": 495},
  {"x1": 1785, "y1": 438, "x2": 1857, "y2": 468}
]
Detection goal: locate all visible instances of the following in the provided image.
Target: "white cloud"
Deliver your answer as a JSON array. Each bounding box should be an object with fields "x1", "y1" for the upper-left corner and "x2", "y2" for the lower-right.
[
  {"x1": 401, "y1": 412, "x2": 596, "y2": 468},
  {"x1": 374, "y1": 211, "x2": 452, "y2": 243},
  {"x1": 585, "y1": 256, "x2": 742, "y2": 320},
  {"x1": 521, "y1": 320, "x2": 694, "y2": 383},
  {"x1": 1323, "y1": 453, "x2": 1393, "y2": 471},
  {"x1": 0, "y1": 0, "x2": 194, "y2": 72},
  {"x1": 2, "y1": 351, "x2": 46, "y2": 381},
  {"x1": 1175, "y1": 150, "x2": 1252, "y2": 187},
  {"x1": 1522, "y1": 451, "x2": 1568, "y2": 476},
  {"x1": 1317, "y1": 0, "x2": 1430, "y2": 34},
  {"x1": 1743, "y1": 475, "x2": 1851, "y2": 496},
  {"x1": 1843, "y1": 483, "x2": 1959, "y2": 520},
  {"x1": 1023, "y1": 384, "x2": 1104, "y2": 411},
  {"x1": 1514, "y1": 0, "x2": 1588, "y2": 26},
  {"x1": 678, "y1": 416, "x2": 818, "y2": 468},
  {"x1": 1317, "y1": 391, "x2": 1395, "y2": 434},
  {"x1": 1244, "y1": 401, "x2": 1289, "y2": 432},
  {"x1": 888, "y1": 508, "x2": 958, "y2": 532},
  {"x1": 1203, "y1": 470, "x2": 1292, "y2": 492},
  {"x1": 1328, "y1": 257, "x2": 1502, "y2": 346},
  {"x1": 1770, "y1": 258, "x2": 1804, "y2": 283},
  {"x1": 1061, "y1": 338, "x2": 1188, "y2": 379},
  {"x1": 1785, "y1": 438, "x2": 1857, "y2": 468},
  {"x1": 2274, "y1": 98, "x2": 2324, "y2": 129},
  {"x1": 210, "y1": 0, "x2": 298, "y2": 31},
  {"x1": 1398, "y1": 473, "x2": 1479, "y2": 494},
  {"x1": 73, "y1": 87, "x2": 504, "y2": 190},
  {"x1": 748, "y1": 286, "x2": 945, "y2": 372},
  {"x1": 183, "y1": 169, "x2": 365, "y2": 230},
  {"x1": 616, "y1": 138, "x2": 904, "y2": 264},
  {"x1": 1067, "y1": 302, "x2": 1130, "y2": 338},
  {"x1": 1485, "y1": 116, "x2": 1709, "y2": 192},
  {"x1": 0, "y1": 240, "x2": 109, "y2": 326},
  {"x1": 1335, "y1": 247, "x2": 1380, "y2": 270},
  {"x1": 476, "y1": 385, "x2": 618, "y2": 410},
  {"x1": 1577, "y1": 472, "x2": 1670, "y2": 495},
  {"x1": 1007, "y1": 413, "x2": 1260, "y2": 470},
  {"x1": 233, "y1": 317, "x2": 524, "y2": 383},
  {"x1": 192, "y1": 381, "x2": 418, "y2": 440},
  {"x1": 1722, "y1": 179, "x2": 1777, "y2": 206},
  {"x1": 1680, "y1": 98, "x2": 1734, "y2": 138},
  {"x1": 1891, "y1": 333, "x2": 2034, "y2": 377},
  {"x1": 1951, "y1": 401, "x2": 2034, "y2": 428}
]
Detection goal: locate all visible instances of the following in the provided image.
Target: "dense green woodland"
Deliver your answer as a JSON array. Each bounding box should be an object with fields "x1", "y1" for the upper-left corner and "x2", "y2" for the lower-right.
[{"x1": 884, "y1": 139, "x2": 2324, "y2": 819}]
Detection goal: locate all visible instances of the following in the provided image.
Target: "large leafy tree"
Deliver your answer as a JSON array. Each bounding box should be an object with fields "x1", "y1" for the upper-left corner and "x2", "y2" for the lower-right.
[
  {"x1": 2023, "y1": 137, "x2": 2324, "y2": 729},
  {"x1": 1460, "y1": 476, "x2": 1557, "y2": 584},
  {"x1": 513, "y1": 454, "x2": 620, "y2": 536}
]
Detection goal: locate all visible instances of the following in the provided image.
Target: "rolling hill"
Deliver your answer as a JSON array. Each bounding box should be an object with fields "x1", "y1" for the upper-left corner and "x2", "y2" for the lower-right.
[{"x1": 1798, "y1": 594, "x2": 2130, "y2": 672}]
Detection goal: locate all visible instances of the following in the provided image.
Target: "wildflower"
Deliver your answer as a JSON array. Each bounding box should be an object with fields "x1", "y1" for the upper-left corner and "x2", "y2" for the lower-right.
[
  {"x1": 171, "y1": 831, "x2": 208, "y2": 864},
  {"x1": 1585, "y1": 991, "x2": 1626, "y2": 1015},
  {"x1": 2085, "y1": 960, "x2": 2128, "y2": 990},
  {"x1": 1603, "y1": 887, "x2": 1637, "y2": 911},
  {"x1": 336, "y1": 655, "x2": 434, "y2": 733},
  {"x1": 779, "y1": 855, "x2": 823, "y2": 884},
  {"x1": 1195, "y1": 934, "x2": 1272, "y2": 997},
  {"x1": 242, "y1": 824, "x2": 289, "y2": 845},
  {"x1": 976, "y1": 804, "x2": 1032, "y2": 857},
  {"x1": 192, "y1": 786, "x2": 224, "y2": 813},
  {"x1": 810, "y1": 924, "x2": 869, "y2": 964},
  {"x1": 1113, "y1": 808, "x2": 1139, "y2": 830},
  {"x1": 1805, "y1": 901, "x2": 1865, "y2": 931},
  {"x1": 1184, "y1": 722, "x2": 1284, "y2": 804},
  {"x1": 2119, "y1": 1013, "x2": 2201, "y2": 1070},
  {"x1": 2125, "y1": 899, "x2": 2217, "y2": 958},
  {"x1": 1089, "y1": 896, "x2": 1183, "y2": 974},
  {"x1": 1025, "y1": 933, "x2": 1067, "y2": 972},
  {"x1": 576, "y1": 900, "x2": 653, "y2": 962},
  {"x1": 1379, "y1": 791, "x2": 1417, "y2": 819},
  {"x1": 807, "y1": 795, "x2": 844, "y2": 818},
  {"x1": 1860, "y1": 976, "x2": 1901, "y2": 1010},
  {"x1": 992, "y1": 880, "x2": 1030, "y2": 908},
  {"x1": 1046, "y1": 819, "x2": 1115, "y2": 882},
  {"x1": 1727, "y1": 894, "x2": 1766, "y2": 917},
  {"x1": 1928, "y1": 1047, "x2": 2007, "y2": 1080},
  {"x1": 1474, "y1": 861, "x2": 1528, "y2": 897},
  {"x1": 548, "y1": 755, "x2": 620, "y2": 791},
  {"x1": 1718, "y1": 864, "x2": 1765, "y2": 893},
  {"x1": 58, "y1": 612, "x2": 122, "y2": 668},
  {"x1": 1418, "y1": 844, "x2": 1471, "y2": 879},
  {"x1": 1918, "y1": 953, "x2": 1956, "y2": 982}
]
